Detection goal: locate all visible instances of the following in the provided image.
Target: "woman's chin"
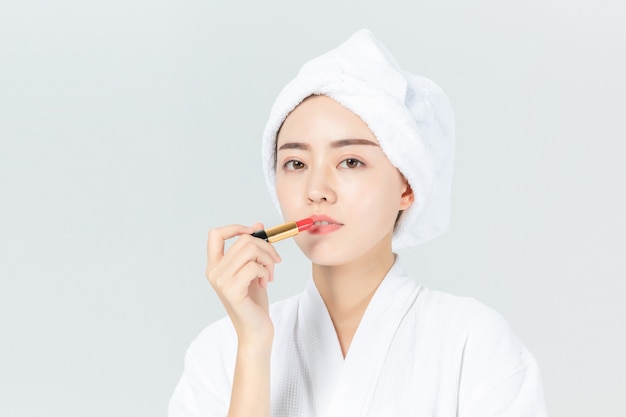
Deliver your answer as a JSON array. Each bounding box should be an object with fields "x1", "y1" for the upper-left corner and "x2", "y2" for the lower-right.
[
  {"x1": 296, "y1": 241, "x2": 374, "y2": 268},
  {"x1": 294, "y1": 227, "x2": 394, "y2": 267},
  {"x1": 295, "y1": 240, "x2": 350, "y2": 266},
  {"x1": 300, "y1": 250, "x2": 347, "y2": 267}
]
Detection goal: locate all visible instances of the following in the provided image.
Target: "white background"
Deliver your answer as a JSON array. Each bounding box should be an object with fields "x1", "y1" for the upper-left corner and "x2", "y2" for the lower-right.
[{"x1": 1, "y1": 1, "x2": 624, "y2": 416}]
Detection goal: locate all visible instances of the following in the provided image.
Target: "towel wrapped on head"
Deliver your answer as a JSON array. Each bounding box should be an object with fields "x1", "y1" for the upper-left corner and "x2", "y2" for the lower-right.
[{"x1": 261, "y1": 29, "x2": 456, "y2": 249}]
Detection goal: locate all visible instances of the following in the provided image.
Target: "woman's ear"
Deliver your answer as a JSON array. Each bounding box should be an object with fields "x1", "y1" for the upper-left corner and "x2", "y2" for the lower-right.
[{"x1": 400, "y1": 180, "x2": 414, "y2": 210}]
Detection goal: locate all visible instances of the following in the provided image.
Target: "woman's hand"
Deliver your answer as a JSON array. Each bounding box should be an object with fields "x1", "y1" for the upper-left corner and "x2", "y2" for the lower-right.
[
  {"x1": 206, "y1": 223, "x2": 281, "y2": 346},
  {"x1": 206, "y1": 224, "x2": 277, "y2": 416}
]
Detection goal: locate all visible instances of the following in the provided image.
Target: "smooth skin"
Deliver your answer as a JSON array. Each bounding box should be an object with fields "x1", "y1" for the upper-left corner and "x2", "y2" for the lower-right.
[{"x1": 205, "y1": 95, "x2": 414, "y2": 417}]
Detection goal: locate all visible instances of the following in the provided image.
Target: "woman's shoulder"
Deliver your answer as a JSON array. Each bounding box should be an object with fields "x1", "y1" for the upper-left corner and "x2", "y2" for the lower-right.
[
  {"x1": 417, "y1": 286, "x2": 539, "y2": 380},
  {"x1": 416, "y1": 288, "x2": 546, "y2": 412},
  {"x1": 393, "y1": 260, "x2": 514, "y2": 335},
  {"x1": 419, "y1": 286, "x2": 515, "y2": 334},
  {"x1": 416, "y1": 286, "x2": 536, "y2": 362}
]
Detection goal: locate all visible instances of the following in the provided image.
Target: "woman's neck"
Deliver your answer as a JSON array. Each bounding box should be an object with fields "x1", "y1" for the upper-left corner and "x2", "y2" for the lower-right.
[{"x1": 312, "y1": 247, "x2": 396, "y2": 357}]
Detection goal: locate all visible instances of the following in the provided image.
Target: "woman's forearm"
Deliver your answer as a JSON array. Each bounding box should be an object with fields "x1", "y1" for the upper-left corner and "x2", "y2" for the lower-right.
[
  {"x1": 227, "y1": 342, "x2": 272, "y2": 417},
  {"x1": 205, "y1": 225, "x2": 278, "y2": 416}
]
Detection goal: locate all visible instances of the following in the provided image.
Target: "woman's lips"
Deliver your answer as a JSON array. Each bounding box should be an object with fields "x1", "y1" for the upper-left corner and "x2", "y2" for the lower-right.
[{"x1": 307, "y1": 215, "x2": 343, "y2": 235}]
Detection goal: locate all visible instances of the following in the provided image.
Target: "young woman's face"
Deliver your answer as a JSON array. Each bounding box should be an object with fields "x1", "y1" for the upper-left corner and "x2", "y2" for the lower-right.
[{"x1": 275, "y1": 95, "x2": 413, "y2": 266}]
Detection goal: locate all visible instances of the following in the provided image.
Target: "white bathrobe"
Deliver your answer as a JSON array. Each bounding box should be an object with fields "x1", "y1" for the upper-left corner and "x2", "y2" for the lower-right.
[{"x1": 169, "y1": 259, "x2": 547, "y2": 416}]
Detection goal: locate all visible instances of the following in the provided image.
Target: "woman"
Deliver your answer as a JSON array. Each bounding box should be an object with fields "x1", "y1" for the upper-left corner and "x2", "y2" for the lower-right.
[{"x1": 169, "y1": 29, "x2": 547, "y2": 417}]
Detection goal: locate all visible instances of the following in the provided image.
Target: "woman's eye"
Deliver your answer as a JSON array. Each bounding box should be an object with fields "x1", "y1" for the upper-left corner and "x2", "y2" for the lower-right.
[
  {"x1": 284, "y1": 160, "x2": 305, "y2": 170},
  {"x1": 338, "y1": 158, "x2": 363, "y2": 169}
]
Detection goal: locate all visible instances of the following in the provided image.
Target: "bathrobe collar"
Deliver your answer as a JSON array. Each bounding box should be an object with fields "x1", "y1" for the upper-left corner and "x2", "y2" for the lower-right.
[{"x1": 298, "y1": 257, "x2": 423, "y2": 416}]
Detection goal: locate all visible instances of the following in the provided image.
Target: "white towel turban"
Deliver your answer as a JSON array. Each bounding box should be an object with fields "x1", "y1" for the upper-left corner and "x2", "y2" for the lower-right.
[{"x1": 261, "y1": 29, "x2": 456, "y2": 249}]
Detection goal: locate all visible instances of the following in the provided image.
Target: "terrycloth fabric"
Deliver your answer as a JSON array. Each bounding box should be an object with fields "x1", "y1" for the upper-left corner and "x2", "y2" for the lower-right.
[
  {"x1": 261, "y1": 29, "x2": 456, "y2": 249},
  {"x1": 168, "y1": 259, "x2": 548, "y2": 417}
]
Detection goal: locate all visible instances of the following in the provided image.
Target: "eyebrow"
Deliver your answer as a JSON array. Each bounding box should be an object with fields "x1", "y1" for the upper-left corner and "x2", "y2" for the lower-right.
[{"x1": 277, "y1": 138, "x2": 379, "y2": 151}]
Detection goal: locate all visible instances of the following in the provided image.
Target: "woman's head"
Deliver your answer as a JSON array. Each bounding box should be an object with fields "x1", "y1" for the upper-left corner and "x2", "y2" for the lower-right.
[
  {"x1": 275, "y1": 94, "x2": 414, "y2": 265},
  {"x1": 262, "y1": 29, "x2": 456, "y2": 250}
]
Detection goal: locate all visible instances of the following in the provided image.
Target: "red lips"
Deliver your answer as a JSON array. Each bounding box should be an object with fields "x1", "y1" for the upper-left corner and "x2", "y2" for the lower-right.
[{"x1": 307, "y1": 214, "x2": 343, "y2": 234}]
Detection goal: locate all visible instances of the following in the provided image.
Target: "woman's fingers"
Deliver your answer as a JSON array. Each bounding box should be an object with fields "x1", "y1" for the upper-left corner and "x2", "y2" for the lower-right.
[
  {"x1": 224, "y1": 261, "x2": 271, "y2": 299},
  {"x1": 218, "y1": 235, "x2": 278, "y2": 277},
  {"x1": 205, "y1": 224, "x2": 280, "y2": 303},
  {"x1": 207, "y1": 240, "x2": 278, "y2": 291},
  {"x1": 206, "y1": 224, "x2": 257, "y2": 267},
  {"x1": 204, "y1": 223, "x2": 280, "y2": 343}
]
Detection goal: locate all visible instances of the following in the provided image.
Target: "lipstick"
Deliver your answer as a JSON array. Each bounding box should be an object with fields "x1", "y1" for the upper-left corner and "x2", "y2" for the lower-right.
[{"x1": 251, "y1": 218, "x2": 314, "y2": 243}]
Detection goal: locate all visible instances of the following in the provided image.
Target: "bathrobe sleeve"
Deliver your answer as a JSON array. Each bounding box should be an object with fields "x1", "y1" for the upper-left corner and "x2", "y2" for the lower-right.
[
  {"x1": 457, "y1": 303, "x2": 548, "y2": 417},
  {"x1": 168, "y1": 318, "x2": 237, "y2": 417}
]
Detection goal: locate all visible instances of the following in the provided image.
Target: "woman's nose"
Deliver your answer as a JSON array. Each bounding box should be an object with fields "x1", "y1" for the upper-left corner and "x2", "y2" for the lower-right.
[{"x1": 305, "y1": 165, "x2": 337, "y2": 204}]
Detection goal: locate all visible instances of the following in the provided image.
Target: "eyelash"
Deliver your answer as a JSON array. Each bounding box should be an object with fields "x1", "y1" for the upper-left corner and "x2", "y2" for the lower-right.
[
  {"x1": 283, "y1": 160, "x2": 306, "y2": 170},
  {"x1": 337, "y1": 158, "x2": 364, "y2": 169},
  {"x1": 282, "y1": 158, "x2": 365, "y2": 170}
]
